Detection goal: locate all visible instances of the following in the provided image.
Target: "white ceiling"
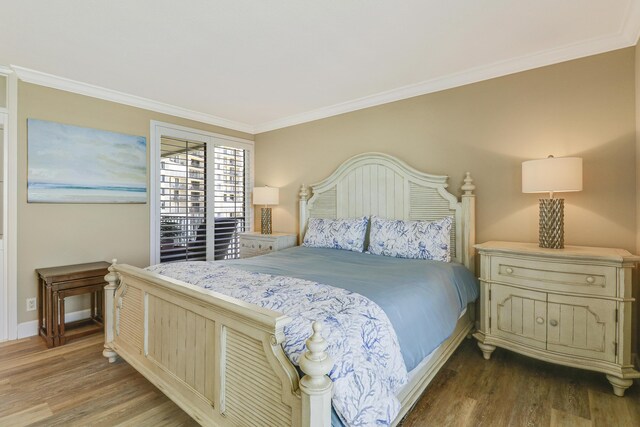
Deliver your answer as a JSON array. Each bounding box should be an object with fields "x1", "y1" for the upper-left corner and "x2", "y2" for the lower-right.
[{"x1": 1, "y1": 0, "x2": 639, "y2": 133}]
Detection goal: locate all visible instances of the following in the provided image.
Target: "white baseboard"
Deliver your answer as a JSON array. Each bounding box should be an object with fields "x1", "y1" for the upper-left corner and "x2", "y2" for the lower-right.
[{"x1": 17, "y1": 308, "x2": 94, "y2": 339}]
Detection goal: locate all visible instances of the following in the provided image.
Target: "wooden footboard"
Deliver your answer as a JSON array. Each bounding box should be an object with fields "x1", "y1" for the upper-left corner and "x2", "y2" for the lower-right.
[
  {"x1": 102, "y1": 260, "x2": 333, "y2": 427},
  {"x1": 102, "y1": 259, "x2": 474, "y2": 427}
]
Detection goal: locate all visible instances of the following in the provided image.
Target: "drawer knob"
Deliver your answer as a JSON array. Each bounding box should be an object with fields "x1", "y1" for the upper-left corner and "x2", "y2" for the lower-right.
[
  {"x1": 505, "y1": 267, "x2": 514, "y2": 274},
  {"x1": 269, "y1": 245, "x2": 273, "y2": 250},
  {"x1": 258, "y1": 244, "x2": 262, "y2": 249},
  {"x1": 536, "y1": 317, "x2": 544, "y2": 324},
  {"x1": 549, "y1": 319, "x2": 558, "y2": 327},
  {"x1": 586, "y1": 276, "x2": 595, "y2": 284}
]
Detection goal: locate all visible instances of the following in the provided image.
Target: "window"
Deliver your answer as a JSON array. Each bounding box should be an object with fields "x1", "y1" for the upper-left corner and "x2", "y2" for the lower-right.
[{"x1": 151, "y1": 122, "x2": 254, "y2": 265}]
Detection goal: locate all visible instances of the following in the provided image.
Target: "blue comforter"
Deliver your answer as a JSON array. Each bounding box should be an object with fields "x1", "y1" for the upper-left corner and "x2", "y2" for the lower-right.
[
  {"x1": 227, "y1": 246, "x2": 478, "y2": 372},
  {"x1": 152, "y1": 246, "x2": 478, "y2": 426}
]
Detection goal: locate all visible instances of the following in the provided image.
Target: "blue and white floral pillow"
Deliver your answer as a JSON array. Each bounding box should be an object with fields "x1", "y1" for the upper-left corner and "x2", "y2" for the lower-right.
[
  {"x1": 368, "y1": 216, "x2": 453, "y2": 262},
  {"x1": 303, "y1": 216, "x2": 369, "y2": 252}
]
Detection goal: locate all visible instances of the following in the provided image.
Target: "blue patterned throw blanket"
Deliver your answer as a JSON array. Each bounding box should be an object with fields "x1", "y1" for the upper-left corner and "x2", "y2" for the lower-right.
[{"x1": 147, "y1": 262, "x2": 408, "y2": 426}]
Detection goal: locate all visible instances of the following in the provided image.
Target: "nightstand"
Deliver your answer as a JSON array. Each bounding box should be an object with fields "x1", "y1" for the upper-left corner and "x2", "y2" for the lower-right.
[
  {"x1": 239, "y1": 232, "x2": 296, "y2": 258},
  {"x1": 473, "y1": 241, "x2": 640, "y2": 397}
]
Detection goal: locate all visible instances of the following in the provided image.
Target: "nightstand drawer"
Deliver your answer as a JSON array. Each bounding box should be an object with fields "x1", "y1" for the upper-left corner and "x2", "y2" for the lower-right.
[
  {"x1": 240, "y1": 241, "x2": 274, "y2": 258},
  {"x1": 490, "y1": 256, "x2": 617, "y2": 297},
  {"x1": 238, "y1": 232, "x2": 296, "y2": 259},
  {"x1": 240, "y1": 239, "x2": 275, "y2": 252}
]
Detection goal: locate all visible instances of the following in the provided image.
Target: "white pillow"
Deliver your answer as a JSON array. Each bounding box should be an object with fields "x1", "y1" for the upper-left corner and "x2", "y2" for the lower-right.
[
  {"x1": 303, "y1": 217, "x2": 369, "y2": 252},
  {"x1": 368, "y1": 216, "x2": 453, "y2": 262}
]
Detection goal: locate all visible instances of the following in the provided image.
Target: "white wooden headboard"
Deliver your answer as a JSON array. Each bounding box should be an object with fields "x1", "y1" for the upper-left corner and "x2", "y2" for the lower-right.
[{"x1": 299, "y1": 152, "x2": 476, "y2": 271}]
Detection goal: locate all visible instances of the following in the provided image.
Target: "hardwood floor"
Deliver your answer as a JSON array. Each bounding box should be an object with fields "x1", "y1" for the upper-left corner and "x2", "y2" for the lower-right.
[
  {"x1": 0, "y1": 334, "x2": 638, "y2": 426},
  {"x1": 0, "y1": 334, "x2": 197, "y2": 427},
  {"x1": 402, "y1": 339, "x2": 640, "y2": 427}
]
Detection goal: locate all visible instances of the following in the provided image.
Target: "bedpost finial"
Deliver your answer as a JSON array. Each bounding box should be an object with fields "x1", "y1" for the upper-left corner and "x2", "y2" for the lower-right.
[
  {"x1": 299, "y1": 184, "x2": 310, "y2": 201},
  {"x1": 299, "y1": 321, "x2": 333, "y2": 387},
  {"x1": 461, "y1": 172, "x2": 475, "y2": 196},
  {"x1": 105, "y1": 259, "x2": 119, "y2": 288},
  {"x1": 306, "y1": 321, "x2": 326, "y2": 357}
]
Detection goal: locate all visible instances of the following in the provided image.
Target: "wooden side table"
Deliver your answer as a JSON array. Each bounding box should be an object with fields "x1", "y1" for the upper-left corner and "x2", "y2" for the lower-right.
[{"x1": 36, "y1": 261, "x2": 110, "y2": 347}]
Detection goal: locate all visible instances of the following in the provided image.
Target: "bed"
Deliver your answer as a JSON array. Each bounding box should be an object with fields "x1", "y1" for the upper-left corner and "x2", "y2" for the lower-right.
[{"x1": 102, "y1": 152, "x2": 478, "y2": 426}]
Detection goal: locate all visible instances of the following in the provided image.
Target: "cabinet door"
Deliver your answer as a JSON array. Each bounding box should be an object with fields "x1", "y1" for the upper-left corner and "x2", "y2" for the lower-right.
[
  {"x1": 491, "y1": 284, "x2": 547, "y2": 349},
  {"x1": 547, "y1": 294, "x2": 616, "y2": 362}
]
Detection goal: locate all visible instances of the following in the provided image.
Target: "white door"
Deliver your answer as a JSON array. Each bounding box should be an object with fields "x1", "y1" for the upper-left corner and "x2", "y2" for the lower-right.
[{"x1": 0, "y1": 115, "x2": 6, "y2": 341}]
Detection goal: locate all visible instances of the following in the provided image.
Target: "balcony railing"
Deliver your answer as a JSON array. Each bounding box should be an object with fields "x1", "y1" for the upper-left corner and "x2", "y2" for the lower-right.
[{"x1": 160, "y1": 216, "x2": 245, "y2": 263}]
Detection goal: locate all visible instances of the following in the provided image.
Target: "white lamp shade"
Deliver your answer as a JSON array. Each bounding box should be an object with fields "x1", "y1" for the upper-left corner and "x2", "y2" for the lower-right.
[
  {"x1": 253, "y1": 186, "x2": 279, "y2": 205},
  {"x1": 522, "y1": 157, "x2": 582, "y2": 194}
]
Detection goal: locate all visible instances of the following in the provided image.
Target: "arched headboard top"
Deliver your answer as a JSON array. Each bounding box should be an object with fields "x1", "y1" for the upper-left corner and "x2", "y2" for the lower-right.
[
  {"x1": 299, "y1": 152, "x2": 476, "y2": 271},
  {"x1": 312, "y1": 152, "x2": 449, "y2": 191}
]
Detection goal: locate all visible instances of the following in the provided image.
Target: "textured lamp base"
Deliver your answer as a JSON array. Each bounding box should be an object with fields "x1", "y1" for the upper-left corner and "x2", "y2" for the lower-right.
[
  {"x1": 261, "y1": 207, "x2": 272, "y2": 235},
  {"x1": 539, "y1": 198, "x2": 564, "y2": 249}
]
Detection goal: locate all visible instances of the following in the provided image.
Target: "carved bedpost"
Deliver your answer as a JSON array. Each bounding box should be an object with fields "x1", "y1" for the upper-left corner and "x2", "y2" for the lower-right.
[
  {"x1": 299, "y1": 184, "x2": 310, "y2": 242},
  {"x1": 461, "y1": 172, "x2": 476, "y2": 273},
  {"x1": 299, "y1": 321, "x2": 333, "y2": 427},
  {"x1": 103, "y1": 259, "x2": 119, "y2": 363}
]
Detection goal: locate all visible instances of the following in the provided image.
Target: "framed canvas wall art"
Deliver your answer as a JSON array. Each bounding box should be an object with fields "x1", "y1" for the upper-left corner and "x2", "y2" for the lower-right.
[{"x1": 27, "y1": 119, "x2": 147, "y2": 203}]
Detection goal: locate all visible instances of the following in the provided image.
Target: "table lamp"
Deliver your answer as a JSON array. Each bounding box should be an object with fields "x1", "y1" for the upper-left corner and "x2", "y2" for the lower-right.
[
  {"x1": 253, "y1": 186, "x2": 279, "y2": 234},
  {"x1": 522, "y1": 155, "x2": 582, "y2": 249}
]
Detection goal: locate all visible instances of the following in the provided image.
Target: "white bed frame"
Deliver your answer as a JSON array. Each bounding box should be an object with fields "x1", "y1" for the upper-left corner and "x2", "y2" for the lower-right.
[{"x1": 103, "y1": 152, "x2": 476, "y2": 426}]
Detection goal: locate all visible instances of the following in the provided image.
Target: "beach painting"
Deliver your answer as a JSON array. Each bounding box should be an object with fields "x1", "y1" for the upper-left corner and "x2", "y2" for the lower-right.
[{"x1": 28, "y1": 119, "x2": 147, "y2": 203}]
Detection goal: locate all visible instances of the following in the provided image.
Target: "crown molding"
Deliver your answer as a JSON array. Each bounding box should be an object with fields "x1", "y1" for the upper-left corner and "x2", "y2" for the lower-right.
[
  {"x1": 0, "y1": 65, "x2": 13, "y2": 75},
  {"x1": 11, "y1": 3, "x2": 640, "y2": 137},
  {"x1": 621, "y1": 0, "x2": 640, "y2": 45},
  {"x1": 255, "y1": 29, "x2": 640, "y2": 133},
  {"x1": 11, "y1": 65, "x2": 255, "y2": 134}
]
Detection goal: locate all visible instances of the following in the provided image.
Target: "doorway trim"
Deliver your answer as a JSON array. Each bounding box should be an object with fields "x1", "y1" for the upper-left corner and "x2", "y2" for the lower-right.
[{"x1": 0, "y1": 67, "x2": 18, "y2": 341}]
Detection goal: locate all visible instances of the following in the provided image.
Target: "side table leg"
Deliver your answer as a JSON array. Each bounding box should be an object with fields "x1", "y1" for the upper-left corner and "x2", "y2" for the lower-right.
[
  {"x1": 98, "y1": 289, "x2": 103, "y2": 323},
  {"x1": 477, "y1": 342, "x2": 496, "y2": 360},
  {"x1": 606, "y1": 375, "x2": 634, "y2": 397},
  {"x1": 59, "y1": 294, "x2": 66, "y2": 346},
  {"x1": 43, "y1": 285, "x2": 54, "y2": 347},
  {"x1": 91, "y1": 291, "x2": 96, "y2": 320},
  {"x1": 37, "y1": 279, "x2": 43, "y2": 335},
  {"x1": 52, "y1": 291, "x2": 60, "y2": 347}
]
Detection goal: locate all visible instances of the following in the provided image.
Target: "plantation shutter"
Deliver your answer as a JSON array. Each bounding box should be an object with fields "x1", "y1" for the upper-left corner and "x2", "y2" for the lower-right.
[
  {"x1": 159, "y1": 138, "x2": 248, "y2": 263},
  {"x1": 211, "y1": 145, "x2": 247, "y2": 259}
]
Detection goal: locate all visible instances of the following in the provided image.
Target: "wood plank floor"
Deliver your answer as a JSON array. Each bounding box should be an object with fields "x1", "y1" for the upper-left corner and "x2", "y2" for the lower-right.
[{"x1": 0, "y1": 334, "x2": 638, "y2": 426}]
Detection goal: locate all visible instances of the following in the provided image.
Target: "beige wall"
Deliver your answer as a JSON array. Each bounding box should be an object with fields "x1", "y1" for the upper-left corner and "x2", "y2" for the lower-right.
[
  {"x1": 13, "y1": 47, "x2": 638, "y2": 325},
  {"x1": 255, "y1": 48, "x2": 636, "y2": 254},
  {"x1": 17, "y1": 82, "x2": 253, "y2": 323}
]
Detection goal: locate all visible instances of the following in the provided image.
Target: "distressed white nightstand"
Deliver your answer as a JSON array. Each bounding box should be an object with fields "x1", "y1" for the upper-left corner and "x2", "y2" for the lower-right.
[
  {"x1": 239, "y1": 232, "x2": 297, "y2": 258},
  {"x1": 473, "y1": 241, "x2": 640, "y2": 397}
]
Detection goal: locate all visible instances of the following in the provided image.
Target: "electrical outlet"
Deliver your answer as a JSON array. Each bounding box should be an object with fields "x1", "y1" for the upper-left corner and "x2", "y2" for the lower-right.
[{"x1": 26, "y1": 297, "x2": 36, "y2": 312}]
